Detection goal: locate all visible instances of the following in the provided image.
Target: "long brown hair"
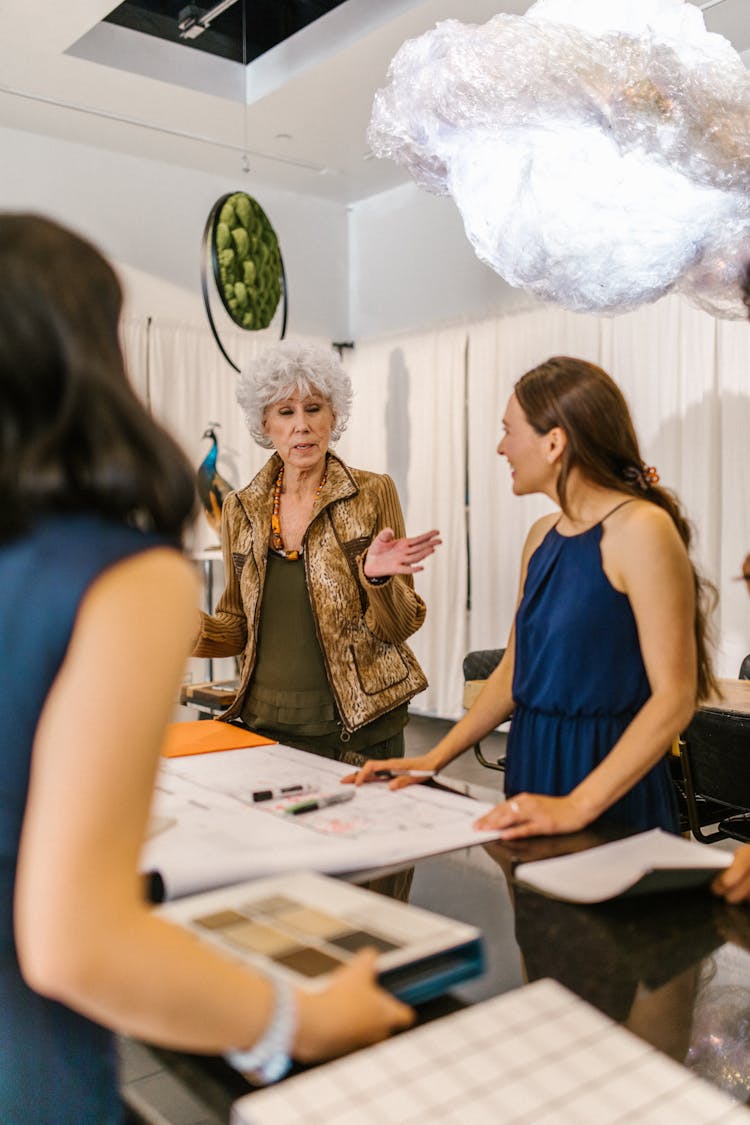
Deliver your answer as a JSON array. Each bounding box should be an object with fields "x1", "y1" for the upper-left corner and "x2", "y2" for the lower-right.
[
  {"x1": 515, "y1": 356, "x2": 717, "y2": 701},
  {"x1": 0, "y1": 214, "x2": 197, "y2": 541}
]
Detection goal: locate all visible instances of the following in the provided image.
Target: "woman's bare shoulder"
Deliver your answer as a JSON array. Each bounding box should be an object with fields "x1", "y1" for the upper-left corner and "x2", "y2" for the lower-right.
[
  {"x1": 526, "y1": 511, "x2": 559, "y2": 550},
  {"x1": 83, "y1": 547, "x2": 198, "y2": 624},
  {"x1": 610, "y1": 497, "x2": 679, "y2": 546},
  {"x1": 518, "y1": 512, "x2": 558, "y2": 577},
  {"x1": 606, "y1": 499, "x2": 690, "y2": 593}
]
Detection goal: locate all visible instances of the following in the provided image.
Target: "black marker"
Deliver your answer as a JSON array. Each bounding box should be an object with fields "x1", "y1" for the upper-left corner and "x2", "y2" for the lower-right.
[
  {"x1": 374, "y1": 769, "x2": 437, "y2": 779},
  {"x1": 252, "y1": 784, "x2": 312, "y2": 803},
  {"x1": 285, "y1": 790, "x2": 356, "y2": 816}
]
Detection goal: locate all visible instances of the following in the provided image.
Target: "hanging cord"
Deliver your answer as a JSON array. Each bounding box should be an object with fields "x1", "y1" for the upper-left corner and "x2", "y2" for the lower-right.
[{"x1": 241, "y1": 0, "x2": 250, "y2": 173}]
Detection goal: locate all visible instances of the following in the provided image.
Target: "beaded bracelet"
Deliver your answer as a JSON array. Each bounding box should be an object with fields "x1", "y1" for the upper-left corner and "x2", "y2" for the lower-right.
[
  {"x1": 364, "y1": 573, "x2": 389, "y2": 586},
  {"x1": 225, "y1": 976, "x2": 296, "y2": 1085}
]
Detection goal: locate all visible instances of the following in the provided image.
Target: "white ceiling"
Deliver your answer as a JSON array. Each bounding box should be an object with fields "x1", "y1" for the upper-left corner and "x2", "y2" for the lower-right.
[{"x1": 0, "y1": 0, "x2": 748, "y2": 204}]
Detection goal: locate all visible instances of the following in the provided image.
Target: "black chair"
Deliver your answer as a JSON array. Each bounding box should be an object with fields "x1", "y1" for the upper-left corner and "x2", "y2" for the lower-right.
[
  {"x1": 678, "y1": 708, "x2": 750, "y2": 844},
  {"x1": 462, "y1": 649, "x2": 506, "y2": 771},
  {"x1": 739, "y1": 654, "x2": 750, "y2": 680}
]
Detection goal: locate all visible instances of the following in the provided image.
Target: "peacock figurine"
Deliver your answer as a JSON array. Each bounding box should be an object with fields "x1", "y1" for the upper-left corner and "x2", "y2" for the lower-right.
[{"x1": 197, "y1": 424, "x2": 235, "y2": 539}]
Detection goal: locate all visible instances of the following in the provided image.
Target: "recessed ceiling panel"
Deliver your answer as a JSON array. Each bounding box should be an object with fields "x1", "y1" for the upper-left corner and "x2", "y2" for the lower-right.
[
  {"x1": 104, "y1": 0, "x2": 350, "y2": 64},
  {"x1": 4, "y1": 0, "x2": 748, "y2": 204}
]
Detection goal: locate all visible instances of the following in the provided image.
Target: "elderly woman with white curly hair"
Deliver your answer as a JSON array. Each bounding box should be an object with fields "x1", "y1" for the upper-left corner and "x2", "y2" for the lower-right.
[{"x1": 194, "y1": 340, "x2": 440, "y2": 767}]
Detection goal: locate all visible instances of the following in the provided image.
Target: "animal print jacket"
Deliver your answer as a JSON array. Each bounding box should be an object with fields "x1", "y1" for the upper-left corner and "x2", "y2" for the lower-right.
[{"x1": 195, "y1": 451, "x2": 428, "y2": 733}]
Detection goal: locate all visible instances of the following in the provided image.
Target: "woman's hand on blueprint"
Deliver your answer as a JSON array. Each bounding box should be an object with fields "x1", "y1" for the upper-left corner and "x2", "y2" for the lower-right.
[{"x1": 342, "y1": 753, "x2": 441, "y2": 791}]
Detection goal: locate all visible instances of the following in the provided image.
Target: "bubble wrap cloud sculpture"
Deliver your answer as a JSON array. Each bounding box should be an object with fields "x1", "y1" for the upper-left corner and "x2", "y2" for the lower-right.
[{"x1": 368, "y1": 0, "x2": 750, "y2": 317}]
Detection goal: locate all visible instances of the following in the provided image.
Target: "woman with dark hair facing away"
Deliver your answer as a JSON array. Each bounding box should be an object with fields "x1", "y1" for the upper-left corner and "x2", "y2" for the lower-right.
[
  {"x1": 0, "y1": 215, "x2": 411, "y2": 1125},
  {"x1": 349, "y1": 356, "x2": 717, "y2": 839}
]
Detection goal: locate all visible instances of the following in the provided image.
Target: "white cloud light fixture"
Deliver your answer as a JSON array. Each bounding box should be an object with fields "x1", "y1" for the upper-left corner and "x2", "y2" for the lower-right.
[{"x1": 368, "y1": 0, "x2": 750, "y2": 317}]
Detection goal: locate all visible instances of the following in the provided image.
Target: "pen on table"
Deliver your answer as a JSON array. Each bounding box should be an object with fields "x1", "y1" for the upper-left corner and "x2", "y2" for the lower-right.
[
  {"x1": 252, "y1": 784, "x2": 313, "y2": 803},
  {"x1": 285, "y1": 790, "x2": 356, "y2": 816},
  {"x1": 374, "y1": 769, "x2": 437, "y2": 779}
]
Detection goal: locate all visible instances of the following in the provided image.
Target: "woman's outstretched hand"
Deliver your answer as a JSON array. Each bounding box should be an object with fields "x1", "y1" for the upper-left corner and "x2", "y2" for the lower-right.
[
  {"x1": 474, "y1": 792, "x2": 588, "y2": 839},
  {"x1": 341, "y1": 754, "x2": 439, "y2": 790},
  {"x1": 364, "y1": 528, "x2": 441, "y2": 578}
]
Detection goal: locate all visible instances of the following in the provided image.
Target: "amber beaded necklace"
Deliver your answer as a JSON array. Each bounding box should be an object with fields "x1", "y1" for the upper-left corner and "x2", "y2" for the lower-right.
[{"x1": 270, "y1": 465, "x2": 327, "y2": 560}]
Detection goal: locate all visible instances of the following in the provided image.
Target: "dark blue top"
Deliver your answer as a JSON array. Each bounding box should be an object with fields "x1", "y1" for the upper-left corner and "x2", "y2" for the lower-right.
[
  {"x1": 0, "y1": 514, "x2": 167, "y2": 1125},
  {"x1": 505, "y1": 518, "x2": 679, "y2": 833}
]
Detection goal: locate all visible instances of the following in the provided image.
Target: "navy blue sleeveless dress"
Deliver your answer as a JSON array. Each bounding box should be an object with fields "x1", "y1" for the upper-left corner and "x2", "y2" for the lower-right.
[
  {"x1": 505, "y1": 515, "x2": 680, "y2": 833},
  {"x1": 0, "y1": 514, "x2": 167, "y2": 1125}
]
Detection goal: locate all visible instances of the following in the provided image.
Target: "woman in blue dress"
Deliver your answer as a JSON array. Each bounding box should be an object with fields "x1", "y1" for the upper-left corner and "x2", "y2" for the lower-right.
[
  {"x1": 0, "y1": 215, "x2": 411, "y2": 1124},
  {"x1": 350, "y1": 356, "x2": 717, "y2": 839}
]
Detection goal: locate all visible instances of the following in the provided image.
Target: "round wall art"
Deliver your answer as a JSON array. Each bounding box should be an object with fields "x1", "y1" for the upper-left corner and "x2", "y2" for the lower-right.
[{"x1": 201, "y1": 191, "x2": 287, "y2": 371}]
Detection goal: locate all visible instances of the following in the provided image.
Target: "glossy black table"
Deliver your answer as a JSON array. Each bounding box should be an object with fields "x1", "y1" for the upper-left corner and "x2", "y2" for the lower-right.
[{"x1": 121, "y1": 820, "x2": 750, "y2": 1122}]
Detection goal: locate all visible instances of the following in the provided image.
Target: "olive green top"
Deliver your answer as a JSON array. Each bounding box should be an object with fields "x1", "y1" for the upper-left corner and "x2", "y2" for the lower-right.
[{"x1": 242, "y1": 551, "x2": 406, "y2": 754}]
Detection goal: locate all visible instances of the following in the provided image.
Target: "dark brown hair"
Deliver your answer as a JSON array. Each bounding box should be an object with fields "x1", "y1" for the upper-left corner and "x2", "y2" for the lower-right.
[
  {"x1": 0, "y1": 214, "x2": 197, "y2": 541},
  {"x1": 515, "y1": 356, "x2": 717, "y2": 701}
]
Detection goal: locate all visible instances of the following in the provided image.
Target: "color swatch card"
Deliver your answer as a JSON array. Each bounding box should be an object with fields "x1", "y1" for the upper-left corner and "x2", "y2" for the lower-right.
[
  {"x1": 158, "y1": 870, "x2": 483, "y2": 1004},
  {"x1": 231, "y1": 977, "x2": 750, "y2": 1124}
]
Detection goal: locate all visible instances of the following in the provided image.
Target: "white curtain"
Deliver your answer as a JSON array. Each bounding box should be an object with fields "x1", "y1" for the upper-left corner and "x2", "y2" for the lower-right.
[
  {"x1": 600, "y1": 296, "x2": 719, "y2": 571},
  {"x1": 343, "y1": 329, "x2": 468, "y2": 718},
  {"x1": 336, "y1": 343, "x2": 389, "y2": 474},
  {"x1": 120, "y1": 295, "x2": 750, "y2": 709},
  {"x1": 601, "y1": 297, "x2": 734, "y2": 674},
  {"x1": 146, "y1": 321, "x2": 267, "y2": 684},
  {"x1": 716, "y1": 316, "x2": 750, "y2": 676},
  {"x1": 467, "y1": 293, "x2": 747, "y2": 683},
  {"x1": 466, "y1": 307, "x2": 600, "y2": 654},
  {"x1": 120, "y1": 316, "x2": 151, "y2": 406}
]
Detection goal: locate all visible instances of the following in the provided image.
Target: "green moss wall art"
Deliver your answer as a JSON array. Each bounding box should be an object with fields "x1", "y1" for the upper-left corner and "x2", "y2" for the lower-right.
[{"x1": 201, "y1": 191, "x2": 287, "y2": 372}]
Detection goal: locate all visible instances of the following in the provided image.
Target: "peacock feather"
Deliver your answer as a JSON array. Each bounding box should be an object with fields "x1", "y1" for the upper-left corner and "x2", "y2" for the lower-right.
[{"x1": 197, "y1": 424, "x2": 235, "y2": 538}]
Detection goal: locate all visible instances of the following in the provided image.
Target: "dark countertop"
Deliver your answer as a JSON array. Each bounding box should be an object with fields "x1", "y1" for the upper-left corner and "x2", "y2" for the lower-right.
[
  {"x1": 121, "y1": 826, "x2": 750, "y2": 1121},
  {"x1": 414, "y1": 830, "x2": 750, "y2": 1106}
]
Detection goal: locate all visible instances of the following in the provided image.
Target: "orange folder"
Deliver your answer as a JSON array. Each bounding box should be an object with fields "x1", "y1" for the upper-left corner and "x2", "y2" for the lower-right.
[{"x1": 162, "y1": 719, "x2": 276, "y2": 758}]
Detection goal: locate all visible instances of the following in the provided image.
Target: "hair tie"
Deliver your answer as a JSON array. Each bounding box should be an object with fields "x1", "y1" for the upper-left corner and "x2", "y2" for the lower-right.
[{"x1": 623, "y1": 462, "x2": 659, "y2": 491}]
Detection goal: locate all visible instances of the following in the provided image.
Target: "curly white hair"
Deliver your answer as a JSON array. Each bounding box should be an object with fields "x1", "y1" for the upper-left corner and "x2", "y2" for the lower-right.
[{"x1": 236, "y1": 340, "x2": 353, "y2": 449}]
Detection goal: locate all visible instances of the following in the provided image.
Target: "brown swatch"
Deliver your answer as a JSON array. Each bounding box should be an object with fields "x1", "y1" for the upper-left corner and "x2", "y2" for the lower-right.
[
  {"x1": 248, "y1": 895, "x2": 300, "y2": 916},
  {"x1": 278, "y1": 907, "x2": 349, "y2": 938},
  {"x1": 330, "y1": 930, "x2": 400, "y2": 954},
  {"x1": 194, "y1": 910, "x2": 248, "y2": 930},
  {"x1": 224, "y1": 922, "x2": 300, "y2": 956},
  {"x1": 274, "y1": 947, "x2": 345, "y2": 977}
]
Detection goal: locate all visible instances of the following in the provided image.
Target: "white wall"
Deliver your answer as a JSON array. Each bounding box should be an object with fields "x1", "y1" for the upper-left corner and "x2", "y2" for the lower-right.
[
  {"x1": 1, "y1": 124, "x2": 538, "y2": 343},
  {"x1": 348, "y1": 180, "x2": 533, "y2": 340},
  {"x1": 0, "y1": 124, "x2": 349, "y2": 339}
]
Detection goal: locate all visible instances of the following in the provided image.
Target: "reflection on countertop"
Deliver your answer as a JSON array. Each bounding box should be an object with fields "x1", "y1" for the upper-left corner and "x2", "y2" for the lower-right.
[{"x1": 122, "y1": 816, "x2": 750, "y2": 1120}]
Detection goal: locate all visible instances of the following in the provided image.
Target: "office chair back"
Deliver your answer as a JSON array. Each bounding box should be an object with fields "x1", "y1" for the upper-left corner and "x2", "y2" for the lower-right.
[
  {"x1": 462, "y1": 648, "x2": 506, "y2": 771},
  {"x1": 463, "y1": 649, "x2": 505, "y2": 683},
  {"x1": 680, "y1": 708, "x2": 750, "y2": 843}
]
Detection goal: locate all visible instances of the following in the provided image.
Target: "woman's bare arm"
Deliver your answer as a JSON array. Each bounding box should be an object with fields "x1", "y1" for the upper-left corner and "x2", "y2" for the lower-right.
[
  {"x1": 477, "y1": 503, "x2": 696, "y2": 835},
  {"x1": 348, "y1": 513, "x2": 556, "y2": 788},
  {"x1": 15, "y1": 548, "x2": 410, "y2": 1058}
]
